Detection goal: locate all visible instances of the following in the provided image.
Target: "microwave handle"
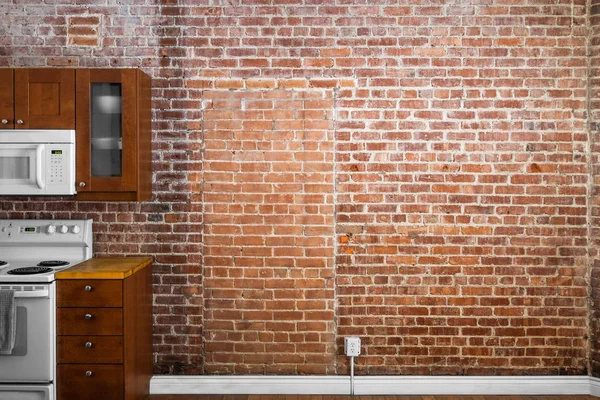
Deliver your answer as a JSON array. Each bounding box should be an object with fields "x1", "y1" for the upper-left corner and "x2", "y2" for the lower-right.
[{"x1": 35, "y1": 145, "x2": 45, "y2": 189}]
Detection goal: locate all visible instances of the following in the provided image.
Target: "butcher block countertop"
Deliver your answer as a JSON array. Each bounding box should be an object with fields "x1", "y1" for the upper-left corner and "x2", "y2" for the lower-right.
[{"x1": 55, "y1": 257, "x2": 152, "y2": 280}]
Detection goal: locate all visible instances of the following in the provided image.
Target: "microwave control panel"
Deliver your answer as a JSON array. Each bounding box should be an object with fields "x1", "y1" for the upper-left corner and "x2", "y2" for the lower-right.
[
  {"x1": 43, "y1": 143, "x2": 75, "y2": 195},
  {"x1": 49, "y1": 148, "x2": 66, "y2": 185}
]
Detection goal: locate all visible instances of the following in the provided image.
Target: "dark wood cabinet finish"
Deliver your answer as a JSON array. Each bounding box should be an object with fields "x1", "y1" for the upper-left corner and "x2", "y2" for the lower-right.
[
  {"x1": 57, "y1": 308, "x2": 123, "y2": 336},
  {"x1": 0, "y1": 69, "x2": 14, "y2": 129},
  {"x1": 57, "y1": 279, "x2": 123, "y2": 308},
  {"x1": 57, "y1": 261, "x2": 152, "y2": 400},
  {"x1": 14, "y1": 69, "x2": 75, "y2": 129},
  {"x1": 75, "y1": 68, "x2": 152, "y2": 201},
  {"x1": 58, "y1": 336, "x2": 124, "y2": 364},
  {"x1": 0, "y1": 68, "x2": 75, "y2": 130},
  {"x1": 57, "y1": 364, "x2": 124, "y2": 400}
]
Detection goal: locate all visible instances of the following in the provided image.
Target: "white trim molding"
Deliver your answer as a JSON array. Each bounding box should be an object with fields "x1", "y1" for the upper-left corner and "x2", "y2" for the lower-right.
[
  {"x1": 150, "y1": 375, "x2": 350, "y2": 395},
  {"x1": 151, "y1": 375, "x2": 598, "y2": 396},
  {"x1": 591, "y1": 377, "x2": 600, "y2": 397},
  {"x1": 355, "y1": 376, "x2": 590, "y2": 395}
]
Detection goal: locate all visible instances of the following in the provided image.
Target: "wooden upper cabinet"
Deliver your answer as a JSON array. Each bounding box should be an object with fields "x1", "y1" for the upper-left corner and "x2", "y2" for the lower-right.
[
  {"x1": 76, "y1": 69, "x2": 151, "y2": 201},
  {"x1": 0, "y1": 69, "x2": 14, "y2": 129},
  {"x1": 14, "y1": 69, "x2": 75, "y2": 129}
]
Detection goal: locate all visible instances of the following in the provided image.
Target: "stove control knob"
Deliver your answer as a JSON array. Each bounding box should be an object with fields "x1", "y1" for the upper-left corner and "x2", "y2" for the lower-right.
[
  {"x1": 72, "y1": 225, "x2": 81, "y2": 234},
  {"x1": 45, "y1": 225, "x2": 56, "y2": 235},
  {"x1": 59, "y1": 225, "x2": 68, "y2": 234}
]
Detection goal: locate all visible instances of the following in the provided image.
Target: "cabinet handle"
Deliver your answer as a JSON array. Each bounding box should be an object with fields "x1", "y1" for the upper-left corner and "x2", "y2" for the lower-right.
[
  {"x1": 84, "y1": 285, "x2": 92, "y2": 292},
  {"x1": 85, "y1": 371, "x2": 93, "y2": 377},
  {"x1": 85, "y1": 313, "x2": 92, "y2": 320},
  {"x1": 85, "y1": 341, "x2": 93, "y2": 348},
  {"x1": 16, "y1": 119, "x2": 23, "y2": 125},
  {"x1": 1, "y1": 119, "x2": 7, "y2": 125},
  {"x1": 79, "y1": 182, "x2": 86, "y2": 188}
]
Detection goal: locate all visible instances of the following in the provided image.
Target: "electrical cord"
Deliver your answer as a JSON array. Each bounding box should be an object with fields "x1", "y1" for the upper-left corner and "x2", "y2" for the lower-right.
[{"x1": 350, "y1": 355, "x2": 355, "y2": 396}]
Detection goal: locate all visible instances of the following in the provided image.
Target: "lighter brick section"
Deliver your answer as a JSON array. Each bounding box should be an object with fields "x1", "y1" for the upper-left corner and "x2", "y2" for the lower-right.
[
  {"x1": 67, "y1": 15, "x2": 102, "y2": 47},
  {"x1": 202, "y1": 89, "x2": 336, "y2": 374}
]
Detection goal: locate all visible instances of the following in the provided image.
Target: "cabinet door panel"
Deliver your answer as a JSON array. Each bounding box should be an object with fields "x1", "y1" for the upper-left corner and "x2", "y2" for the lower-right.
[
  {"x1": 76, "y1": 69, "x2": 137, "y2": 195},
  {"x1": 0, "y1": 69, "x2": 13, "y2": 129},
  {"x1": 14, "y1": 69, "x2": 74, "y2": 129}
]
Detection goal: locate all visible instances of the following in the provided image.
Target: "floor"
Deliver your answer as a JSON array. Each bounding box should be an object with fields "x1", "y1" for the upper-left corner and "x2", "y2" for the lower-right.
[{"x1": 149, "y1": 396, "x2": 596, "y2": 400}]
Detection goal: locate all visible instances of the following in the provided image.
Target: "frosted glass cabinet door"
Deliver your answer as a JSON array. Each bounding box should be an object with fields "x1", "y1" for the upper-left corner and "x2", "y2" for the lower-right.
[
  {"x1": 90, "y1": 83, "x2": 122, "y2": 177},
  {"x1": 75, "y1": 68, "x2": 144, "y2": 200}
]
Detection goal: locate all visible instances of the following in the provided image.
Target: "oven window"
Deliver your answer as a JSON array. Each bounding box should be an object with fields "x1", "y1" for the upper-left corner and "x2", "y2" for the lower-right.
[{"x1": 0, "y1": 157, "x2": 30, "y2": 180}]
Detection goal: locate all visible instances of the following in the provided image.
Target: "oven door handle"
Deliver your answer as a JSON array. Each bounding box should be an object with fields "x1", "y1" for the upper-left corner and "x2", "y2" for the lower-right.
[
  {"x1": 14, "y1": 289, "x2": 49, "y2": 298},
  {"x1": 35, "y1": 144, "x2": 45, "y2": 190}
]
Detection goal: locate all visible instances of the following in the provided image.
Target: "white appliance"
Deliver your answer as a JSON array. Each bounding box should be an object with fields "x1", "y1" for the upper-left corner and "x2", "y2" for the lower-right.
[
  {"x1": 0, "y1": 219, "x2": 93, "y2": 400},
  {"x1": 0, "y1": 130, "x2": 76, "y2": 196}
]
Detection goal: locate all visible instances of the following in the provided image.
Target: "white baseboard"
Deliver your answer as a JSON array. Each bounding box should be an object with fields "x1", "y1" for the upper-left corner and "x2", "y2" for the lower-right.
[
  {"x1": 355, "y1": 376, "x2": 590, "y2": 395},
  {"x1": 151, "y1": 375, "x2": 597, "y2": 396},
  {"x1": 591, "y1": 377, "x2": 600, "y2": 397},
  {"x1": 150, "y1": 375, "x2": 349, "y2": 395}
]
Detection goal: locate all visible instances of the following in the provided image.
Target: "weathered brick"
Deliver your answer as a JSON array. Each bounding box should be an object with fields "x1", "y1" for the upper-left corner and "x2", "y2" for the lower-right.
[{"x1": 0, "y1": 0, "x2": 594, "y2": 378}]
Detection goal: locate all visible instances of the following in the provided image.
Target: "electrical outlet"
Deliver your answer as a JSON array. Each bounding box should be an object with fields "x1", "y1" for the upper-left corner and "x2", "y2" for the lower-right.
[{"x1": 344, "y1": 336, "x2": 361, "y2": 356}]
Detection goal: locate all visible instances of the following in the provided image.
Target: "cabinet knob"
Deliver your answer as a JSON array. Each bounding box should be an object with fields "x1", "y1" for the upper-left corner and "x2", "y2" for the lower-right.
[
  {"x1": 85, "y1": 313, "x2": 92, "y2": 320},
  {"x1": 16, "y1": 119, "x2": 23, "y2": 125},
  {"x1": 85, "y1": 371, "x2": 93, "y2": 377},
  {"x1": 79, "y1": 182, "x2": 86, "y2": 188},
  {"x1": 1, "y1": 119, "x2": 7, "y2": 125},
  {"x1": 84, "y1": 285, "x2": 92, "y2": 292},
  {"x1": 85, "y1": 341, "x2": 93, "y2": 348}
]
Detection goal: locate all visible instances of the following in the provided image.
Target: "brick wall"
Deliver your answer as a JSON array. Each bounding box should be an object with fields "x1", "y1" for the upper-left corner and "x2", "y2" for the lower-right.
[
  {"x1": 590, "y1": 0, "x2": 600, "y2": 379},
  {"x1": 0, "y1": 0, "x2": 593, "y2": 376}
]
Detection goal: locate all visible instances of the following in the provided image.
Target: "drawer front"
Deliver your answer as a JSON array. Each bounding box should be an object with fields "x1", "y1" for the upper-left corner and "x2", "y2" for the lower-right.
[
  {"x1": 57, "y1": 364, "x2": 123, "y2": 400},
  {"x1": 58, "y1": 308, "x2": 123, "y2": 335},
  {"x1": 57, "y1": 280, "x2": 122, "y2": 307},
  {"x1": 57, "y1": 336, "x2": 123, "y2": 364}
]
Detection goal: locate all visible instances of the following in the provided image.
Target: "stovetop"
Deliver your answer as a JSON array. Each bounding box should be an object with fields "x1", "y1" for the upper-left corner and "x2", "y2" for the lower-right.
[
  {"x1": 0, "y1": 259, "x2": 83, "y2": 282},
  {"x1": 0, "y1": 219, "x2": 93, "y2": 283}
]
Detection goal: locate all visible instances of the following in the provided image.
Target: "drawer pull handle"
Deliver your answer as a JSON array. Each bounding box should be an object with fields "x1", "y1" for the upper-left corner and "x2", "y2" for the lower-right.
[
  {"x1": 84, "y1": 285, "x2": 92, "y2": 292},
  {"x1": 85, "y1": 313, "x2": 92, "y2": 320},
  {"x1": 85, "y1": 371, "x2": 93, "y2": 377},
  {"x1": 85, "y1": 341, "x2": 93, "y2": 348},
  {"x1": 16, "y1": 119, "x2": 23, "y2": 125},
  {"x1": 1, "y1": 119, "x2": 7, "y2": 125}
]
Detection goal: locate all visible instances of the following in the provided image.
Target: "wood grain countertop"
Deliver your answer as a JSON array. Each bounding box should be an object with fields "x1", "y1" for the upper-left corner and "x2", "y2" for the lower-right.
[{"x1": 55, "y1": 257, "x2": 152, "y2": 280}]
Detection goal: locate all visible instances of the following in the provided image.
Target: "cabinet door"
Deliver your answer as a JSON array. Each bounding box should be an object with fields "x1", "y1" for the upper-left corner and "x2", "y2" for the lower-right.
[
  {"x1": 14, "y1": 69, "x2": 75, "y2": 129},
  {"x1": 0, "y1": 69, "x2": 13, "y2": 129},
  {"x1": 76, "y1": 69, "x2": 137, "y2": 194}
]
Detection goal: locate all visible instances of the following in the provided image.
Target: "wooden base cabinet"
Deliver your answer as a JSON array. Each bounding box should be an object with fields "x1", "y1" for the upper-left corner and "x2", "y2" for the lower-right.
[{"x1": 56, "y1": 259, "x2": 152, "y2": 400}]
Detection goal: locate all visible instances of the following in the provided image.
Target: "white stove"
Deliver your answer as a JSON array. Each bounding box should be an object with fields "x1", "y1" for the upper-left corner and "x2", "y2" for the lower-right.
[
  {"x1": 0, "y1": 219, "x2": 92, "y2": 283},
  {"x1": 0, "y1": 219, "x2": 92, "y2": 400}
]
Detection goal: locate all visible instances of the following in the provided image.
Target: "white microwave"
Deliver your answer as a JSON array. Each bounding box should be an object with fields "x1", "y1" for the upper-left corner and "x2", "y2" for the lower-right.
[{"x1": 0, "y1": 130, "x2": 76, "y2": 195}]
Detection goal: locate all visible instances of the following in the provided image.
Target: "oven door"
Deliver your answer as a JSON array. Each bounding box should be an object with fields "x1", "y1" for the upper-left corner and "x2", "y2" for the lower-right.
[
  {"x1": 0, "y1": 144, "x2": 46, "y2": 195},
  {"x1": 0, "y1": 284, "x2": 54, "y2": 383}
]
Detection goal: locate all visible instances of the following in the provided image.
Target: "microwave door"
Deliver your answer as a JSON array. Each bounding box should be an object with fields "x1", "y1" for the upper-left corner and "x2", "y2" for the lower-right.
[{"x1": 0, "y1": 144, "x2": 46, "y2": 195}]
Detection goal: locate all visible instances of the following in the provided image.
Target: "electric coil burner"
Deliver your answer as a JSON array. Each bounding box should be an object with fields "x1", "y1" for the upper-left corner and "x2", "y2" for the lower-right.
[
  {"x1": 37, "y1": 260, "x2": 69, "y2": 267},
  {"x1": 0, "y1": 219, "x2": 93, "y2": 400},
  {"x1": 8, "y1": 267, "x2": 53, "y2": 275}
]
